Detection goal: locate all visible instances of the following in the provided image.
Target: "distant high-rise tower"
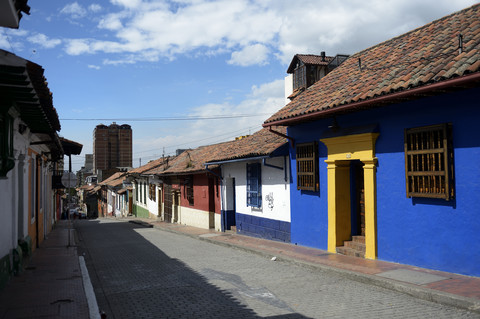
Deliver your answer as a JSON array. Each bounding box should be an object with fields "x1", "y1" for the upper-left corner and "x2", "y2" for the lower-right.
[{"x1": 93, "y1": 123, "x2": 132, "y2": 173}]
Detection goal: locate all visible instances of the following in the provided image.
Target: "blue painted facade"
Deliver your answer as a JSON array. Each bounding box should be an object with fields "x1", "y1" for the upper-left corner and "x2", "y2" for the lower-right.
[
  {"x1": 288, "y1": 87, "x2": 480, "y2": 276},
  {"x1": 236, "y1": 212, "x2": 291, "y2": 242}
]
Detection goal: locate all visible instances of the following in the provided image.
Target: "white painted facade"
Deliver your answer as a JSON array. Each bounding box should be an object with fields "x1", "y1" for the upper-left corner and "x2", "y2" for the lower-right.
[
  {"x1": 220, "y1": 156, "x2": 291, "y2": 222},
  {"x1": 178, "y1": 206, "x2": 211, "y2": 229},
  {"x1": 0, "y1": 112, "x2": 57, "y2": 261},
  {"x1": 214, "y1": 214, "x2": 222, "y2": 232}
]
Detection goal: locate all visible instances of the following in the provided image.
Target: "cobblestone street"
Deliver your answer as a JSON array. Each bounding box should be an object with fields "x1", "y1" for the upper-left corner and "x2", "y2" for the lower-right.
[{"x1": 75, "y1": 219, "x2": 480, "y2": 319}]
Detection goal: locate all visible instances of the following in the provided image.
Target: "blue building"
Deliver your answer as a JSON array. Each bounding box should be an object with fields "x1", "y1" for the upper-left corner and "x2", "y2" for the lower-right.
[{"x1": 264, "y1": 4, "x2": 480, "y2": 276}]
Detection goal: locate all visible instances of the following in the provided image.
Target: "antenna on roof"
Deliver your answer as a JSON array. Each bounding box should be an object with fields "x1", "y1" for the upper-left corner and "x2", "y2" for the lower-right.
[{"x1": 458, "y1": 33, "x2": 463, "y2": 54}]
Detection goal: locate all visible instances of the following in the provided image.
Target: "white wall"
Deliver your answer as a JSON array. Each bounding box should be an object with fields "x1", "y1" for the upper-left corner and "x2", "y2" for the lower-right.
[
  {"x1": 284, "y1": 74, "x2": 293, "y2": 105},
  {"x1": 178, "y1": 206, "x2": 211, "y2": 229},
  {"x1": 221, "y1": 156, "x2": 290, "y2": 222},
  {"x1": 0, "y1": 116, "x2": 31, "y2": 258}
]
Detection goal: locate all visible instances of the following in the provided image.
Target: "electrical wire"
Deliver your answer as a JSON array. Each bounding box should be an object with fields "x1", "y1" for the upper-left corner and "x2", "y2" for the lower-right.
[{"x1": 60, "y1": 113, "x2": 272, "y2": 121}]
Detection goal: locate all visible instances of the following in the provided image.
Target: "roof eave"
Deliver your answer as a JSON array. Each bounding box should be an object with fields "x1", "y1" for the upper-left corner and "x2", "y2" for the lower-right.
[{"x1": 263, "y1": 72, "x2": 480, "y2": 127}]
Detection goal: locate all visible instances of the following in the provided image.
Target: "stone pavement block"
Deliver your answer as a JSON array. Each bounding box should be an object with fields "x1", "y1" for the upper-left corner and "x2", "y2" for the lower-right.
[{"x1": 120, "y1": 216, "x2": 480, "y2": 314}]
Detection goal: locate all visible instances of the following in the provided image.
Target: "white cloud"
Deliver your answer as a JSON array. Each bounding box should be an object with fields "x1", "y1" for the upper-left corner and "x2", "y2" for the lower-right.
[
  {"x1": 60, "y1": 2, "x2": 87, "y2": 19},
  {"x1": 131, "y1": 78, "x2": 285, "y2": 159},
  {"x1": 65, "y1": 39, "x2": 91, "y2": 55},
  {"x1": 110, "y1": 0, "x2": 143, "y2": 9},
  {"x1": 87, "y1": 64, "x2": 101, "y2": 70},
  {"x1": 59, "y1": 0, "x2": 477, "y2": 67},
  {"x1": 228, "y1": 44, "x2": 270, "y2": 66},
  {"x1": 27, "y1": 33, "x2": 61, "y2": 49},
  {"x1": 98, "y1": 13, "x2": 125, "y2": 30},
  {"x1": 88, "y1": 4, "x2": 102, "y2": 12}
]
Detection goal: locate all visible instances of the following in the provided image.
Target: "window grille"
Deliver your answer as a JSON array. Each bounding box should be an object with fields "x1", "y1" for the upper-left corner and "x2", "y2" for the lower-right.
[
  {"x1": 246, "y1": 163, "x2": 262, "y2": 207},
  {"x1": 404, "y1": 123, "x2": 454, "y2": 200},
  {"x1": 296, "y1": 142, "x2": 318, "y2": 191},
  {"x1": 186, "y1": 177, "x2": 194, "y2": 206},
  {"x1": 293, "y1": 64, "x2": 306, "y2": 90},
  {"x1": 149, "y1": 184, "x2": 156, "y2": 201}
]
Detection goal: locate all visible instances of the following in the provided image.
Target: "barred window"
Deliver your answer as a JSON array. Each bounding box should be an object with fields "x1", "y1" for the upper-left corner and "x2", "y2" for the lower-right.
[
  {"x1": 186, "y1": 176, "x2": 194, "y2": 206},
  {"x1": 293, "y1": 64, "x2": 306, "y2": 90},
  {"x1": 404, "y1": 123, "x2": 454, "y2": 200},
  {"x1": 296, "y1": 142, "x2": 318, "y2": 191},
  {"x1": 149, "y1": 184, "x2": 156, "y2": 201},
  {"x1": 246, "y1": 163, "x2": 262, "y2": 208}
]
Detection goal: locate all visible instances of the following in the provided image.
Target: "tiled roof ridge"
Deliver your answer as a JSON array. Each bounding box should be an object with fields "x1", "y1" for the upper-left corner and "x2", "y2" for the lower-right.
[{"x1": 351, "y1": 3, "x2": 479, "y2": 61}]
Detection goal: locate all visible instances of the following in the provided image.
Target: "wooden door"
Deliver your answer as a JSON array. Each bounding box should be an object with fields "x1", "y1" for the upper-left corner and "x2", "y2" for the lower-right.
[{"x1": 164, "y1": 184, "x2": 172, "y2": 223}]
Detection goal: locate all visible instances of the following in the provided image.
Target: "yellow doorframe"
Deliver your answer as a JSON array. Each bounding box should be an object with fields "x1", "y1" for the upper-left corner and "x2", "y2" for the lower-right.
[{"x1": 320, "y1": 133, "x2": 379, "y2": 259}]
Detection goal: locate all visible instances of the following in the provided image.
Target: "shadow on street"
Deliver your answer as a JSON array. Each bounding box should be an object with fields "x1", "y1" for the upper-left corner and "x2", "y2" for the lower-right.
[{"x1": 75, "y1": 220, "x2": 312, "y2": 319}]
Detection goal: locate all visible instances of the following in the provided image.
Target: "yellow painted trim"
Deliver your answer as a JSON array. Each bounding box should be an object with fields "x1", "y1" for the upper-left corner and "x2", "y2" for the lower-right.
[
  {"x1": 363, "y1": 159, "x2": 378, "y2": 259},
  {"x1": 320, "y1": 133, "x2": 379, "y2": 162},
  {"x1": 325, "y1": 160, "x2": 337, "y2": 253},
  {"x1": 321, "y1": 132, "x2": 379, "y2": 259},
  {"x1": 325, "y1": 160, "x2": 353, "y2": 254}
]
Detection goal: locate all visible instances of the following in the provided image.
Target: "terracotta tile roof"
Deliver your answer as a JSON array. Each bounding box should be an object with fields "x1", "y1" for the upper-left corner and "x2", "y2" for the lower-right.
[
  {"x1": 79, "y1": 184, "x2": 95, "y2": 191},
  {"x1": 154, "y1": 140, "x2": 237, "y2": 176},
  {"x1": 148, "y1": 127, "x2": 287, "y2": 176},
  {"x1": 128, "y1": 157, "x2": 167, "y2": 175},
  {"x1": 287, "y1": 54, "x2": 334, "y2": 73},
  {"x1": 265, "y1": 4, "x2": 480, "y2": 126},
  {"x1": 99, "y1": 172, "x2": 126, "y2": 188},
  {"x1": 206, "y1": 127, "x2": 288, "y2": 163}
]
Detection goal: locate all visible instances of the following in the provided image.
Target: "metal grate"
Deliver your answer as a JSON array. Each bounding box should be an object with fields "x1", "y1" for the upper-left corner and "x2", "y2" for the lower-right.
[
  {"x1": 186, "y1": 177, "x2": 194, "y2": 206},
  {"x1": 404, "y1": 123, "x2": 454, "y2": 200},
  {"x1": 296, "y1": 142, "x2": 318, "y2": 191}
]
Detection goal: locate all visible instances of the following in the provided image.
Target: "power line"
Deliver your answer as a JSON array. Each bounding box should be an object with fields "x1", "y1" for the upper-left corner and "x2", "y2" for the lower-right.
[
  {"x1": 133, "y1": 125, "x2": 260, "y2": 156},
  {"x1": 1, "y1": 29, "x2": 15, "y2": 54},
  {"x1": 60, "y1": 113, "x2": 272, "y2": 121}
]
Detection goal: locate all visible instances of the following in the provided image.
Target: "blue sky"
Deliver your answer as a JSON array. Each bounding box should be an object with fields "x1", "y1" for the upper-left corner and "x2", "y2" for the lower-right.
[{"x1": 1, "y1": 0, "x2": 477, "y2": 171}]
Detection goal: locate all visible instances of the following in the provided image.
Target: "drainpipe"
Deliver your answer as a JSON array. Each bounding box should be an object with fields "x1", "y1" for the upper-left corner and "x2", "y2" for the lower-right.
[{"x1": 204, "y1": 164, "x2": 223, "y2": 180}]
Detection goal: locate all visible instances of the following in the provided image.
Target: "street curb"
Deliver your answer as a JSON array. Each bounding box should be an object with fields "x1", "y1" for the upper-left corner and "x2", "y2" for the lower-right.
[
  {"x1": 148, "y1": 222, "x2": 480, "y2": 315},
  {"x1": 79, "y1": 256, "x2": 101, "y2": 319}
]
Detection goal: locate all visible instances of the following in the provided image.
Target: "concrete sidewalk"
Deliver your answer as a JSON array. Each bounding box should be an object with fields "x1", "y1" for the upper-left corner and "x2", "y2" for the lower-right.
[
  {"x1": 127, "y1": 217, "x2": 480, "y2": 314},
  {"x1": 0, "y1": 220, "x2": 92, "y2": 319}
]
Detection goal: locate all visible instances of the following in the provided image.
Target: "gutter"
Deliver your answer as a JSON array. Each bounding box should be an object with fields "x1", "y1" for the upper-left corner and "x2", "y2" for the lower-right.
[
  {"x1": 205, "y1": 155, "x2": 269, "y2": 166},
  {"x1": 203, "y1": 165, "x2": 223, "y2": 180},
  {"x1": 263, "y1": 72, "x2": 480, "y2": 127}
]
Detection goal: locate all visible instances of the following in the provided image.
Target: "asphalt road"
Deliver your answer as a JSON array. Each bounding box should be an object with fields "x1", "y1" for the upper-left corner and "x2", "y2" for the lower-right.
[{"x1": 75, "y1": 219, "x2": 480, "y2": 319}]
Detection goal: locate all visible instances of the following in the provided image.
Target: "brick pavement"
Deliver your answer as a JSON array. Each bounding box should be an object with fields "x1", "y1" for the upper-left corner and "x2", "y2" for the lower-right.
[
  {"x1": 76, "y1": 219, "x2": 480, "y2": 318},
  {"x1": 0, "y1": 220, "x2": 91, "y2": 319},
  {"x1": 127, "y1": 216, "x2": 480, "y2": 314}
]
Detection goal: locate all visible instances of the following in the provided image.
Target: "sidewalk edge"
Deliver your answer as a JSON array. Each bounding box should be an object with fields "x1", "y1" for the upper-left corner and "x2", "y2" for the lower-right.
[{"x1": 79, "y1": 256, "x2": 101, "y2": 319}]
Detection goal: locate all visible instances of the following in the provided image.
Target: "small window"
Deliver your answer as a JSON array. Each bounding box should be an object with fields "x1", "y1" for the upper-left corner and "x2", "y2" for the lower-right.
[
  {"x1": 186, "y1": 177, "x2": 194, "y2": 206},
  {"x1": 293, "y1": 64, "x2": 306, "y2": 90},
  {"x1": 149, "y1": 184, "x2": 156, "y2": 201},
  {"x1": 143, "y1": 182, "x2": 147, "y2": 204},
  {"x1": 246, "y1": 163, "x2": 262, "y2": 208},
  {"x1": 135, "y1": 182, "x2": 138, "y2": 203},
  {"x1": 404, "y1": 123, "x2": 454, "y2": 200},
  {"x1": 296, "y1": 142, "x2": 319, "y2": 191}
]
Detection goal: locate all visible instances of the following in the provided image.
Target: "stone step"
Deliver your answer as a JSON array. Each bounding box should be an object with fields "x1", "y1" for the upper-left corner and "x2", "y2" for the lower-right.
[
  {"x1": 336, "y1": 246, "x2": 365, "y2": 258},
  {"x1": 352, "y1": 235, "x2": 365, "y2": 244},
  {"x1": 345, "y1": 240, "x2": 366, "y2": 252}
]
